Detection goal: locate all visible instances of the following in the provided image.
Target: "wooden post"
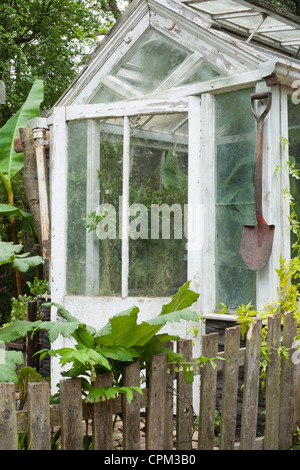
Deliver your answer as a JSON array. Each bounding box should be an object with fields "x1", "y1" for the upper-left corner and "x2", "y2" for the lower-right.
[
  {"x1": 26, "y1": 299, "x2": 39, "y2": 369},
  {"x1": 220, "y1": 326, "x2": 240, "y2": 450},
  {"x1": 176, "y1": 339, "x2": 193, "y2": 450},
  {"x1": 122, "y1": 361, "x2": 141, "y2": 450},
  {"x1": 146, "y1": 353, "x2": 168, "y2": 450},
  {"x1": 279, "y1": 311, "x2": 297, "y2": 449},
  {"x1": 198, "y1": 332, "x2": 218, "y2": 450},
  {"x1": 29, "y1": 118, "x2": 51, "y2": 261},
  {"x1": 0, "y1": 383, "x2": 18, "y2": 450},
  {"x1": 92, "y1": 371, "x2": 113, "y2": 450},
  {"x1": 240, "y1": 318, "x2": 262, "y2": 450},
  {"x1": 27, "y1": 382, "x2": 50, "y2": 450},
  {"x1": 60, "y1": 378, "x2": 83, "y2": 450},
  {"x1": 264, "y1": 312, "x2": 281, "y2": 450},
  {"x1": 164, "y1": 342, "x2": 174, "y2": 450}
]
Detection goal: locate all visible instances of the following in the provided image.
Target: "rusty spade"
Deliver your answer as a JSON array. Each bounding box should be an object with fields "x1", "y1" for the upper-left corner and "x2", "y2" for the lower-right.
[{"x1": 240, "y1": 91, "x2": 274, "y2": 271}]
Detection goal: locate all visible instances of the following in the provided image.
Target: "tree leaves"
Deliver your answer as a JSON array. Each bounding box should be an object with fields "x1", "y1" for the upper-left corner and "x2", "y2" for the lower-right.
[{"x1": 0, "y1": 79, "x2": 44, "y2": 180}]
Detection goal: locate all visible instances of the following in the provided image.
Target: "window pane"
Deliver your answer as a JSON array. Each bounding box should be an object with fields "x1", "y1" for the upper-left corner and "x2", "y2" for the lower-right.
[
  {"x1": 89, "y1": 85, "x2": 122, "y2": 104},
  {"x1": 66, "y1": 120, "x2": 88, "y2": 295},
  {"x1": 215, "y1": 88, "x2": 256, "y2": 310},
  {"x1": 66, "y1": 119, "x2": 123, "y2": 296},
  {"x1": 179, "y1": 63, "x2": 224, "y2": 86},
  {"x1": 98, "y1": 120, "x2": 123, "y2": 295},
  {"x1": 112, "y1": 29, "x2": 190, "y2": 94},
  {"x1": 288, "y1": 97, "x2": 300, "y2": 256},
  {"x1": 128, "y1": 114, "x2": 188, "y2": 296}
]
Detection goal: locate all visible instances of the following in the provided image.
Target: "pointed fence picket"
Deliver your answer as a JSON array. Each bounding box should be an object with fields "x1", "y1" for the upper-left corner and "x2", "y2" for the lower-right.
[{"x1": 0, "y1": 311, "x2": 298, "y2": 450}]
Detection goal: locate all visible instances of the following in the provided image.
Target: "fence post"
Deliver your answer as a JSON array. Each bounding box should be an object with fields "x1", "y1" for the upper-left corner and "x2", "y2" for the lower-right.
[
  {"x1": 240, "y1": 318, "x2": 262, "y2": 450},
  {"x1": 92, "y1": 371, "x2": 113, "y2": 450},
  {"x1": 176, "y1": 339, "x2": 193, "y2": 450},
  {"x1": 279, "y1": 311, "x2": 297, "y2": 449},
  {"x1": 220, "y1": 325, "x2": 240, "y2": 450},
  {"x1": 198, "y1": 332, "x2": 218, "y2": 450},
  {"x1": 264, "y1": 312, "x2": 281, "y2": 450},
  {"x1": 26, "y1": 300, "x2": 39, "y2": 369},
  {"x1": 122, "y1": 361, "x2": 141, "y2": 450},
  {"x1": 60, "y1": 378, "x2": 83, "y2": 450},
  {"x1": 146, "y1": 353, "x2": 168, "y2": 450},
  {"x1": 164, "y1": 341, "x2": 174, "y2": 450},
  {"x1": 27, "y1": 382, "x2": 50, "y2": 450},
  {"x1": 0, "y1": 383, "x2": 18, "y2": 450}
]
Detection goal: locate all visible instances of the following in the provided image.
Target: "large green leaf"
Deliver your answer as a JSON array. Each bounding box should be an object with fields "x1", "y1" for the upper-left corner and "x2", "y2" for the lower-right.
[
  {"x1": 95, "y1": 306, "x2": 140, "y2": 346},
  {"x1": 12, "y1": 253, "x2": 44, "y2": 273},
  {"x1": 129, "y1": 308, "x2": 198, "y2": 348},
  {"x1": 0, "y1": 239, "x2": 23, "y2": 265},
  {"x1": 147, "y1": 308, "x2": 198, "y2": 326},
  {"x1": 0, "y1": 79, "x2": 44, "y2": 180},
  {"x1": 0, "y1": 203, "x2": 37, "y2": 239},
  {"x1": 159, "y1": 281, "x2": 199, "y2": 316},
  {"x1": 0, "y1": 349, "x2": 24, "y2": 383},
  {"x1": 0, "y1": 239, "x2": 43, "y2": 272},
  {"x1": 0, "y1": 320, "x2": 42, "y2": 343},
  {"x1": 38, "y1": 320, "x2": 80, "y2": 343}
]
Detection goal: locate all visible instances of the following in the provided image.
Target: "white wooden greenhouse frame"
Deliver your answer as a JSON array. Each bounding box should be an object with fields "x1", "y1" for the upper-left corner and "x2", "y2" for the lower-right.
[{"x1": 45, "y1": 0, "x2": 300, "y2": 391}]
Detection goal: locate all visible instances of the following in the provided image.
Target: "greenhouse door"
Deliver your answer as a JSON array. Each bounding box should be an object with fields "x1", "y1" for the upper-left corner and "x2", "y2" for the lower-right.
[{"x1": 50, "y1": 96, "x2": 204, "y2": 332}]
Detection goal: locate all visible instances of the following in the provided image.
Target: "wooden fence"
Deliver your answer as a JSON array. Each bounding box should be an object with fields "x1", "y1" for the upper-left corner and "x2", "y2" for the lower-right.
[{"x1": 0, "y1": 311, "x2": 298, "y2": 450}]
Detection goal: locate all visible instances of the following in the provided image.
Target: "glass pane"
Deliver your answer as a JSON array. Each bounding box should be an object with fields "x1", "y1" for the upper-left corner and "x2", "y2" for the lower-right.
[
  {"x1": 66, "y1": 119, "x2": 123, "y2": 296},
  {"x1": 128, "y1": 114, "x2": 188, "y2": 296},
  {"x1": 215, "y1": 88, "x2": 256, "y2": 310},
  {"x1": 98, "y1": 119, "x2": 123, "y2": 295},
  {"x1": 191, "y1": 0, "x2": 247, "y2": 15},
  {"x1": 265, "y1": 29, "x2": 300, "y2": 42},
  {"x1": 112, "y1": 29, "x2": 190, "y2": 94},
  {"x1": 179, "y1": 63, "x2": 224, "y2": 86},
  {"x1": 288, "y1": 97, "x2": 300, "y2": 256},
  {"x1": 66, "y1": 120, "x2": 88, "y2": 295},
  {"x1": 89, "y1": 85, "x2": 122, "y2": 104}
]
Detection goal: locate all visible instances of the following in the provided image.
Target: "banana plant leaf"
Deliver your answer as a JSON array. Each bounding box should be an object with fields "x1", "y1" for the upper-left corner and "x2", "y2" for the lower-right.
[
  {"x1": 162, "y1": 148, "x2": 187, "y2": 191},
  {"x1": 0, "y1": 203, "x2": 37, "y2": 240},
  {"x1": 0, "y1": 79, "x2": 44, "y2": 180}
]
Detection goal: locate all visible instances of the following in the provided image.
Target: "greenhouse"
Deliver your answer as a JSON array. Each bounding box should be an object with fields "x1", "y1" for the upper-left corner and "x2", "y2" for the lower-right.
[{"x1": 44, "y1": 0, "x2": 300, "y2": 378}]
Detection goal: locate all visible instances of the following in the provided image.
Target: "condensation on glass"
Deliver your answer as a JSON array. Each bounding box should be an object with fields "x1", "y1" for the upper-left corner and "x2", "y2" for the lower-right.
[{"x1": 215, "y1": 88, "x2": 256, "y2": 310}]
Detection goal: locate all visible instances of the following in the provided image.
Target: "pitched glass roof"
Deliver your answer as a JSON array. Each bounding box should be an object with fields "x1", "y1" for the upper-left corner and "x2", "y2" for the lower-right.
[
  {"x1": 181, "y1": 0, "x2": 300, "y2": 57},
  {"x1": 89, "y1": 26, "x2": 225, "y2": 104}
]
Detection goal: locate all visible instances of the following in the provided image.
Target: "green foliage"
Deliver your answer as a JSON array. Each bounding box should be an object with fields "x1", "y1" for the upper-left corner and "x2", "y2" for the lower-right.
[
  {"x1": 0, "y1": 348, "x2": 24, "y2": 383},
  {"x1": 161, "y1": 148, "x2": 188, "y2": 191},
  {"x1": 268, "y1": 0, "x2": 300, "y2": 15},
  {"x1": 16, "y1": 366, "x2": 42, "y2": 410},
  {"x1": 0, "y1": 282, "x2": 200, "y2": 400},
  {"x1": 0, "y1": 80, "x2": 44, "y2": 186},
  {"x1": 0, "y1": 239, "x2": 43, "y2": 273},
  {"x1": 3, "y1": 277, "x2": 50, "y2": 327},
  {"x1": 0, "y1": 0, "x2": 128, "y2": 125},
  {"x1": 218, "y1": 137, "x2": 300, "y2": 388}
]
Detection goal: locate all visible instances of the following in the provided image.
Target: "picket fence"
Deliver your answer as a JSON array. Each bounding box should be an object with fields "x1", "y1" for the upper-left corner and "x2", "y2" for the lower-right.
[{"x1": 0, "y1": 311, "x2": 298, "y2": 450}]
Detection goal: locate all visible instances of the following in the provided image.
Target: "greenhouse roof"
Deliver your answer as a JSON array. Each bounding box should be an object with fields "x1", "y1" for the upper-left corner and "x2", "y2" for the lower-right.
[
  {"x1": 51, "y1": 0, "x2": 300, "y2": 110},
  {"x1": 179, "y1": 0, "x2": 300, "y2": 57}
]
